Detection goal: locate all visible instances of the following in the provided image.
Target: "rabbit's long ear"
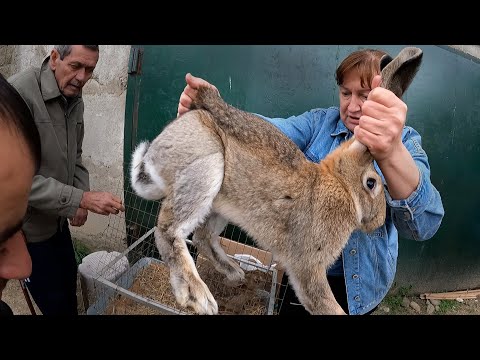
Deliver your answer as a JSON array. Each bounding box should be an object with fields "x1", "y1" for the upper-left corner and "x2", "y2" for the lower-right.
[
  {"x1": 347, "y1": 47, "x2": 423, "y2": 156},
  {"x1": 380, "y1": 54, "x2": 393, "y2": 71},
  {"x1": 380, "y1": 47, "x2": 423, "y2": 98}
]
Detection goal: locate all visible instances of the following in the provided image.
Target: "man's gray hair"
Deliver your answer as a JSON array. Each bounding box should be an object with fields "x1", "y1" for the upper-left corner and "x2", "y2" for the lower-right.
[{"x1": 54, "y1": 45, "x2": 99, "y2": 60}]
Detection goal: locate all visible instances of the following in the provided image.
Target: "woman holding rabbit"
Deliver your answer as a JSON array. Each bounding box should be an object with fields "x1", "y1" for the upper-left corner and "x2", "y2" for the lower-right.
[{"x1": 175, "y1": 48, "x2": 444, "y2": 315}]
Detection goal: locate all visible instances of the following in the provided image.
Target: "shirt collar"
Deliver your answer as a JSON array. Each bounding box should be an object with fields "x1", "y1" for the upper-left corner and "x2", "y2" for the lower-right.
[{"x1": 330, "y1": 117, "x2": 352, "y2": 139}]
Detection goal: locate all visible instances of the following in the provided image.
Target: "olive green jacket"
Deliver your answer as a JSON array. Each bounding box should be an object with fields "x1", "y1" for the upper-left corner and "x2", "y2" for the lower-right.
[{"x1": 8, "y1": 56, "x2": 90, "y2": 243}]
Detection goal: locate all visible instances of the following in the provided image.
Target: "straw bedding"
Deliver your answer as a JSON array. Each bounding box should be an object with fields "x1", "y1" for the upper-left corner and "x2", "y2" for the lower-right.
[{"x1": 104, "y1": 256, "x2": 273, "y2": 315}]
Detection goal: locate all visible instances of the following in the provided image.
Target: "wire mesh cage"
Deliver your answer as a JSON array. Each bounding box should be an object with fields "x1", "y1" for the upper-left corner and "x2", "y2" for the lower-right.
[{"x1": 81, "y1": 180, "x2": 288, "y2": 315}]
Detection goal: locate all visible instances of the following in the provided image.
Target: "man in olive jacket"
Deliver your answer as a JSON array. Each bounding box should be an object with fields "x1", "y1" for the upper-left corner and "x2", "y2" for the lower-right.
[{"x1": 8, "y1": 45, "x2": 125, "y2": 315}]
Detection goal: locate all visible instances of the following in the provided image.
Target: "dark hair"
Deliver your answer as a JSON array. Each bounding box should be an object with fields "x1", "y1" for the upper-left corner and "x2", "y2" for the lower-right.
[
  {"x1": 335, "y1": 49, "x2": 387, "y2": 89},
  {"x1": 54, "y1": 45, "x2": 99, "y2": 60},
  {"x1": 0, "y1": 73, "x2": 41, "y2": 171}
]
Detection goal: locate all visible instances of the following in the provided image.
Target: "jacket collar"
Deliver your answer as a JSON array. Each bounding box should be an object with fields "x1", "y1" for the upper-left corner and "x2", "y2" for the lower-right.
[{"x1": 40, "y1": 55, "x2": 82, "y2": 102}]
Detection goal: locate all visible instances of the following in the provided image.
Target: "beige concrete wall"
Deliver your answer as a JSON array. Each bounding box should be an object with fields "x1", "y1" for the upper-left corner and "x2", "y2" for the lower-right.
[
  {"x1": 77, "y1": 46, "x2": 130, "y2": 251},
  {"x1": 0, "y1": 45, "x2": 15, "y2": 78},
  {"x1": 1, "y1": 45, "x2": 131, "y2": 251}
]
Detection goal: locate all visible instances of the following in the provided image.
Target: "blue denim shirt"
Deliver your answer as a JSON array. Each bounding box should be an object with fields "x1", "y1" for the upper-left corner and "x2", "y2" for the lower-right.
[{"x1": 257, "y1": 107, "x2": 445, "y2": 315}]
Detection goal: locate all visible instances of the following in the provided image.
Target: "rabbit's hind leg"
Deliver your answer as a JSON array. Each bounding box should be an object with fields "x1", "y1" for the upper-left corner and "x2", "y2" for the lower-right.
[
  {"x1": 286, "y1": 263, "x2": 346, "y2": 315},
  {"x1": 154, "y1": 153, "x2": 224, "y2": 315},
  {"x1": 193, "y1": 214, "x2": 245, "y2": 286}
]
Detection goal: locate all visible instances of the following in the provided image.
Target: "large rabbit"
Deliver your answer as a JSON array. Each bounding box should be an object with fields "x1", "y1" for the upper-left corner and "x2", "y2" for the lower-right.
[{"x1": 130, "y1": 47, "x2": 423, "y2": 315}]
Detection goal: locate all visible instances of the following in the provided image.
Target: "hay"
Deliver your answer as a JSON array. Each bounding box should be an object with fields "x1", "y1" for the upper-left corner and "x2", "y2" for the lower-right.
[
  {"x1": 104, "y1": 261, "x2": 190, "y2": 315},
  {"x1": 196, "y1": 256, "x2": 272, "y2": 315},
  {"x1": 104, "y1": 256, "x2": 274, "y2": 315}
]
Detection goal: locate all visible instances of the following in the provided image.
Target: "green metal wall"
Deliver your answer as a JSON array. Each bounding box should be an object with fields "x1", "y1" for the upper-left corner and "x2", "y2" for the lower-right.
[{"x1": 123, "y1": 45, "x2": 480, "y2": 293}]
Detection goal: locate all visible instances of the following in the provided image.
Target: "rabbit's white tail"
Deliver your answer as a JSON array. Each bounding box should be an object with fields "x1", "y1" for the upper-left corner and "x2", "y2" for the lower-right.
[{"x1": 130, "y1": 141, "x2": 165, "y2": 200}]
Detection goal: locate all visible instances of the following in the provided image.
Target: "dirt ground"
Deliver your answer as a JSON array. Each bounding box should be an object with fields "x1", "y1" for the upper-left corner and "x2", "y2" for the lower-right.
[
  {"x1": 2, "y1": 276, "x2": 87, "y2": 315},
  {"x1": 3, "y1": 277, "x2": 479, "y2": 315},
  {"x1": 372, "y1": 292, "x2": 480, "y2": 315}
]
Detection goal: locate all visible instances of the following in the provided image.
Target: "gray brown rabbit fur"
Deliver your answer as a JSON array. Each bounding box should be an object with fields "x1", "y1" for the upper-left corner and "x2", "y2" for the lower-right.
[{"x1": 130, "y1": 47, "x2": 423, "y2": 315}]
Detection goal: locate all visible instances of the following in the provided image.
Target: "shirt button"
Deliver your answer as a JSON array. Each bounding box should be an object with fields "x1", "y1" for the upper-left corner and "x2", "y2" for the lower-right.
[
  {"x1": 61, "y1": 197, "x2": 67, "y2": 203},
  {"x1": 352, "y1": 274, "x2": 359, "y2": 279},
  {"x1": 349, "y1": 249, "x2": 357, "y2": 255},
  {"x1": 354, "y1": 295, "x2": 360, "y2": 301}
]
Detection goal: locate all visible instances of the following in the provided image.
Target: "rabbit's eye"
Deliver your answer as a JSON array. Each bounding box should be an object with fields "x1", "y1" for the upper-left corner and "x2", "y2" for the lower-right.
[{"x1": 366, "y1": 178, "x2": 376, "y2": 190}]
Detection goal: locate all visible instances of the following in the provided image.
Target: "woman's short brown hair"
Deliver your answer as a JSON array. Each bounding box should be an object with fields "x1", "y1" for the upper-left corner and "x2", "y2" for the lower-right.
[{"x1": 335, "y1": 49, "x2": 387, "y2": 89}]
